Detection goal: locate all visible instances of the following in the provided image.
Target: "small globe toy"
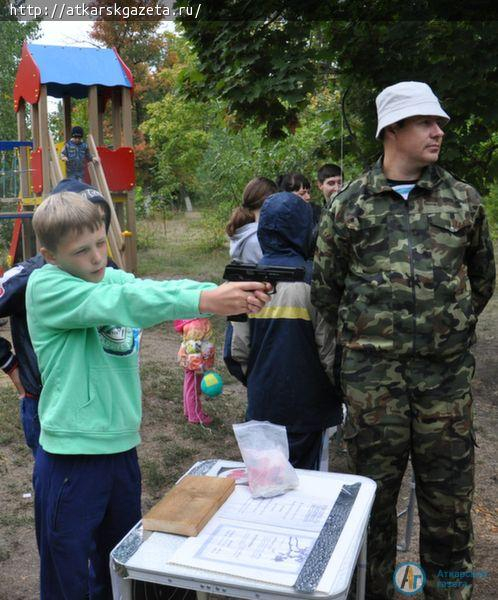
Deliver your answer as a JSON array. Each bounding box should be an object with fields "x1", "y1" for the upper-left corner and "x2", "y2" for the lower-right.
[{"x1": 201, "y1": 371, "x2": 223, "y2": 397}]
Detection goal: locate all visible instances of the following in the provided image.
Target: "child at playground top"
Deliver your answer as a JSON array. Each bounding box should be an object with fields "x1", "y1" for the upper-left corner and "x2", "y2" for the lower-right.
[
  {"x1": 61, "y1": 125, "x2": 99, "y2": 181},
  {"x1": 0, "y1": 178, "x2": 113, "y2": 458},
  {"x1": 226, "y1": 176, "x2": 277, "y2": 263},
  {"x1": 26, "y1": 192, "x2": 271, "y2": 599},
  {"x1": 317, "y1": 163, "x2": 343, "y2": 205}
]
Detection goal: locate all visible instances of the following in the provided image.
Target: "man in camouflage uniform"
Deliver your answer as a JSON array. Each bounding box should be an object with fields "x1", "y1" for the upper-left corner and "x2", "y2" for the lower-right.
[{"x1": 311, "y1": 82, "x2": 495, "y2": 599}]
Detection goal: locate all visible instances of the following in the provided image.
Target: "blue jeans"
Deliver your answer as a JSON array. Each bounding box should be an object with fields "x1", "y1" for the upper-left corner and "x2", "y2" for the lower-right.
[
  {"x1": 34, "y1": 447, "x2": 142, "y2": 600},
  {"x1": 19, "y1": 395, "x2": 40, "y2": 456}
]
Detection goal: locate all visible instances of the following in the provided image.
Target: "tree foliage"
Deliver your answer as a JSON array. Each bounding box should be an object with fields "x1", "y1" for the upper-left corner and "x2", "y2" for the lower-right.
[
  {"x1": 0, "y1": 16, "x2": 39, "y2": 141},
  {"x1": 179, "y1": 4, "x2": 498, "y2": 190},
  {"x1": 89, "y1": 1, "x2": 169, "y2": 127},
  {"x1": 177, "y1": 16, "x2": 317, "y2": 138},
  {"x1": 140, "y1": 37, "x2": 353, "y2": 226},
  {"x1": 320, "y1": 20, "x2": 498, "y2": 190},
  {"x1": 88, "y1": 6, "x2": 173, "y2": 188},
  {"x1": 141, "y1": 94, "x2": 217, "y2": 201},
  {"x1": 138, "y1": 34, "x2": 214, "y2": 199}
]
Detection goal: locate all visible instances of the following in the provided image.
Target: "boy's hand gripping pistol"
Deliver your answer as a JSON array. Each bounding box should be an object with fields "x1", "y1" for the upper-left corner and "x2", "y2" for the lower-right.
[{"x1": 223, "y1": 261, "x2": 305, "y2": 321}]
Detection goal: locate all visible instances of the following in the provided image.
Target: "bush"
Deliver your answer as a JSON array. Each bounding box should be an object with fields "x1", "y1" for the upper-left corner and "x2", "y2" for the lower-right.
[{"x1": 483, "y1": 185, "x2": 498, "y2": 239}]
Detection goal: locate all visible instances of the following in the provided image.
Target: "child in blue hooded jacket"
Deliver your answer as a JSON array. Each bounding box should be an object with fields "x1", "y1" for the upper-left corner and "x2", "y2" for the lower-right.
[{"x1": 224, "y1": 192, "x2": 343, "y2": 469}]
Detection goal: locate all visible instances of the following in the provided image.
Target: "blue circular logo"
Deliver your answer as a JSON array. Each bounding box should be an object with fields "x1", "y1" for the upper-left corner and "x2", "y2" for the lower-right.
[{"x1": 393, "y1": 562, "x2": 426, "y2": 595}]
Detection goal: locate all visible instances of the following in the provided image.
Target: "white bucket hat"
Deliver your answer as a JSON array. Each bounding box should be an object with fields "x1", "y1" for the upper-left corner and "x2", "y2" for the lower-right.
[{"x1": 375, "y1": 81, "x2": 450, "y2": 139}]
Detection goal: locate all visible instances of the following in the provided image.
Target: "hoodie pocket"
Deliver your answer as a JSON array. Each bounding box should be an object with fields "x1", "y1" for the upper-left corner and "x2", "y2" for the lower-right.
[{"x1": 77, "y1": 365, "x2": 142, "y2": 432}]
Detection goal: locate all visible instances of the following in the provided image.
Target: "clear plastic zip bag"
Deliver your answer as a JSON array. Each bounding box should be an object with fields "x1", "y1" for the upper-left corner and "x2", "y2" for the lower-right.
[{"x1": 233, "y1": 420, "x2": 299, "y2": 498}]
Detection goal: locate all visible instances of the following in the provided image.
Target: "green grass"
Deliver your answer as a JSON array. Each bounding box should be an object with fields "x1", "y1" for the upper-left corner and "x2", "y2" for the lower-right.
[
  {"x1": 0, "y1": 513, "x2": 35, "y2": 528},
  {"x1": 483, "y1": 186, "x2": 498, "y2": 240},
  {"x1": 0, "y1": 386, "x2": 22, "y2": 445},
  {"x1": 141, "y1": 459, "x2": 166, "y2": 493},
  {"x1": 136, "y1": 212, "x2": 229, "y2": 280},
  {"x1": 0, "y1": 385, "x2": 35, "y2": 542},
  {"x1": 132, "y1": 211, "x2": 249, "y2": 505}
]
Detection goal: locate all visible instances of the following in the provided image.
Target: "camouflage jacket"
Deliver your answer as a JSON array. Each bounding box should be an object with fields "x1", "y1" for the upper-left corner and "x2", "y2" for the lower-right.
[{"x1": 311, "y1": 158, "x2": 496, "y2": 358}]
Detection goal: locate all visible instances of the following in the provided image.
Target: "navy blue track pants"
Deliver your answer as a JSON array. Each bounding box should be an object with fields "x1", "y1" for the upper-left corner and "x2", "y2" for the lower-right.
[
  {"x1": 287, "y1": 430, "x2": 324, "y2": 470},
  {"x1": 34, "y1": 447, "x2": 141, "y2": 600},
  {"x1": 20, "y1": 395, "x2": 40, "y2": 456}
]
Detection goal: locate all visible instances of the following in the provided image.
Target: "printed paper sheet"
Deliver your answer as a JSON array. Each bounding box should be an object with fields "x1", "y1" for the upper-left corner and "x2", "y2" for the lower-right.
[{"x1": 169, "y1": 475, "x2": 342, "y2": 587}]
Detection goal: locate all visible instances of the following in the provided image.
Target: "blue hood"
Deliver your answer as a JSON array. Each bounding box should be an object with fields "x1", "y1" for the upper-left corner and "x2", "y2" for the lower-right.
[{"x1": 257, "y1": 192, "x2": 313, "y2": 281}]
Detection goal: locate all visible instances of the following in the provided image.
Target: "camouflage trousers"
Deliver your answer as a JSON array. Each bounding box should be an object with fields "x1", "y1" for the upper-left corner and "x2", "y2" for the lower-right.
[{"x1": 341, "y1": 349, "x2": 475, "y2": 600}]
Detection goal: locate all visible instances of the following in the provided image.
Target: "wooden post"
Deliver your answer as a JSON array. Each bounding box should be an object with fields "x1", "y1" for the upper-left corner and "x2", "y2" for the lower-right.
[
  {"x1": 30, "y1": 100, "x2": 41, "y2": 250},
  {"x1": 31, "y1": 103, "x2": 40, "y2": 149},
  {"x1": 121, "y1": 87, "x2": 133, "y2": 147},
  {"x1": 16, "y1": 104, "x2": 30, "y2": 198},
  {"x1": 97, "y1": 92, "x2": 105, "y2": 147},
  {"x1": 48, "y1": 132, "x2": 63, "y2": 187},
  {"x1": 87, "y1": 134, "x2": 125, "y2": 269},
  {"x1": 121, "y1": 87, "x2": 137, "y2": 273},
  {"x1": 111, "y1": 89, "x2": 125, "y2": 226},
  {"x1": 38, "y1": 86, "x2": 51, "y2": 197},
  {"x1": 88, "y1": 163, "x2": 124, "y2": 270},
  {"x1": 110, "y1": 90, "x2": 124, "y2": 225},
  {"x1": 63, "y1": 96, "x2": 72, "y2": 141},
  {"x1": 112, "y1": 88, "x2": 122, "y2": 149},
  {"x1": 88, "y1": 86, "x2": 99, "y2": 144},
  {"x1": 49, "y1": 161, "x2": 58, "y2": 188},
  {"x1": 17, "y1": 101, "x2": 36, "y2": 259}
]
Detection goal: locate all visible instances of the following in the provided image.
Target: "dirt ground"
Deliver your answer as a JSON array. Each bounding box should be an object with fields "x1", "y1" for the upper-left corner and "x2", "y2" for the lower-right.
[{"x1": 0, "y1": 234, "x2": 496, "y2": 599}]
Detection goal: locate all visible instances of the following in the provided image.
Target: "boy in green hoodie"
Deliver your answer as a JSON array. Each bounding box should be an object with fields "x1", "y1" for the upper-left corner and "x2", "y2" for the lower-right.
[{"x1": 26, "y1": 192, "x2": 270, "y2": 600}]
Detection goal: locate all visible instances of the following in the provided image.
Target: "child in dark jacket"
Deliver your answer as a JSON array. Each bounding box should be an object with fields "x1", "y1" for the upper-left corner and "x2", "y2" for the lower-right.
[
  {"x1": 60, "y1": 126, "x2": 98, "y2": 180},
  {"x1": 224, "y1": 192, "x2": 343, "y2": 469},
  {"x1": 0, "y1": 179, "x2": 113, "y2": 456}
]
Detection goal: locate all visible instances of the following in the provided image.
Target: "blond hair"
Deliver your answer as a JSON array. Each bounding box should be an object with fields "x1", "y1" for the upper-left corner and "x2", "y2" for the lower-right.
[{"x1": 32, "y1": 192, "x2": 104, "y2": 252}]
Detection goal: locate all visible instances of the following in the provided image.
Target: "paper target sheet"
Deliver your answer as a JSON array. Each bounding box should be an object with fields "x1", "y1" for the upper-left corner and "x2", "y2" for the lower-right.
[{"x1": 169, "y1": 477, "x2": 341, "y2": 587}]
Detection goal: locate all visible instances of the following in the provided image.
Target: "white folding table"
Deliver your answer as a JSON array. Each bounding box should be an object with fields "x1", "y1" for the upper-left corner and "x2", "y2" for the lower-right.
[{"x1": 110, "y1": 460, "x2": 376, "y2": 600}]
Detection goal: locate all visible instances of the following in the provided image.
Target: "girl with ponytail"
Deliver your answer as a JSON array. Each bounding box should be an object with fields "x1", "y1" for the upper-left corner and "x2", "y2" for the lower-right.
[{"x1": 226, "y1": 177, "x2": 277, "y2": 263}]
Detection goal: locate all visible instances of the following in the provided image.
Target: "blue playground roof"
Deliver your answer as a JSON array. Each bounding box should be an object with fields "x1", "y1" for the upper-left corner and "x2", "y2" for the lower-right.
[{"x1": 27, "y1": 44, "x2": 133, "y2": 99}]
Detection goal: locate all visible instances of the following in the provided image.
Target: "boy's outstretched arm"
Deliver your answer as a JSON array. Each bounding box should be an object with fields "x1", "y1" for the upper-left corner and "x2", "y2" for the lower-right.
[{"x1": 199, "y1": 282, "x2": 271, "y2": 316}]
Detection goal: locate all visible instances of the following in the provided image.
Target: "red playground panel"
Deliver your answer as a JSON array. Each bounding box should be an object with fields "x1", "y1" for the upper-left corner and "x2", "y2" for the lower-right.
[
  {"x1": 30, "y1": 147, "x2": 135, "y2": 193},
  {"x1": 30, "y1": 148, "x2": 43, "y2": 194},
  {"x1": 97, "y1": 147, "x2": 135, "y2": 191}
]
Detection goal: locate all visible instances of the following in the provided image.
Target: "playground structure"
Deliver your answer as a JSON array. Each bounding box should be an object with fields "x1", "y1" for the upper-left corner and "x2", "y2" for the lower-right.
[
  {"x1": 0, "y1": 140, "x2": 35, "y2": 269},
  {"x1": 10, "y1": 42, "x2": 138, "y2": 271}
]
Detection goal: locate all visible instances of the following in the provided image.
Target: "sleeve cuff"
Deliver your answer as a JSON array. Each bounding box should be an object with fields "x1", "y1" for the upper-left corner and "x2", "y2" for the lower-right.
[{"x1": 1, "y1": 353, "x2": 18, "y2": 374}]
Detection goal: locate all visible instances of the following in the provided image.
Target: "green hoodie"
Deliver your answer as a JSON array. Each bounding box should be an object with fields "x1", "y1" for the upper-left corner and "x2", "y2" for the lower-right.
[{"x1": 26, "y1": 264, "x2": 216, "y2": 454}]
